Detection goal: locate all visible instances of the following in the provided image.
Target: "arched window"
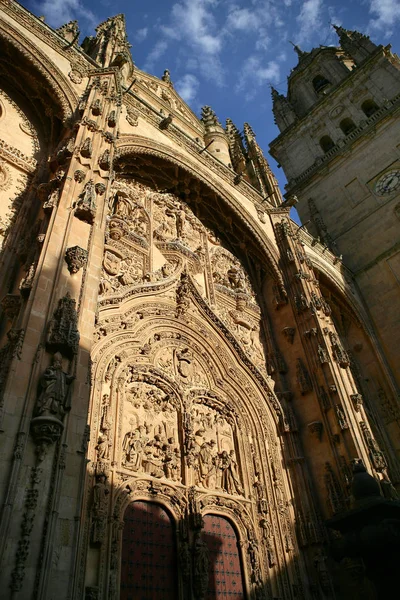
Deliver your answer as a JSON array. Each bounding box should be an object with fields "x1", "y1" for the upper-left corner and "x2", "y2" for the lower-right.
[
  {"x1": 339, "y1": 117, "x2": 356, "y2": 136},
  {"x1": 320, "y1": 135, "x2": 335, "y2": 153},
  {"x1": 361, "y1": 99, "x2": 379, "y2": 117},
  {"x1": 202, "y1": 514, "x2": 245, "y2": 599},
  {"x1": 120, "y1": 501, "x2": 178, "y2": 599},
  {"x1": 312, "y1": 74, "x2": 331, "y2": 94}
]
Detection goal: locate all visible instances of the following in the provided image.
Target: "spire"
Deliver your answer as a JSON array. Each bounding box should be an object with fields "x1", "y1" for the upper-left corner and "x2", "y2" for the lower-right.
[
  {"x1": 56, "y1": 21, "x2": 79, "y2": 44},
  {"x1": 332, "y1": 24, "x2": 377, "y2": 64},
  {"x1": 225, "y1": 119, "x2": 247, "y2": 174},
  {"x1": 243, "y1": 122, "x2": 283, "y2": 207},
  {"x1": 271, "y1": 86, "x2": 297, "y2": 133},
  {"x1": 290, "y1": 41, "x2": 308, "y2": 60},
  {"x1": 82, "y1": 14, "x2": 133, "y2": 72}
]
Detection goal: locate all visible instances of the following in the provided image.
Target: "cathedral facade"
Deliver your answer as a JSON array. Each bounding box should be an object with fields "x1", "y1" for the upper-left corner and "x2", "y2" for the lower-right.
[{"x1": 0, "y1": 2, "x2": 398, "y2": 599}]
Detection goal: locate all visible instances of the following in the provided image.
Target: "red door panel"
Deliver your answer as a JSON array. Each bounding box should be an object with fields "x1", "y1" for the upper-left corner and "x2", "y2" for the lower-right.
[{"x1": 120, "y1": 501, "x2": 178, "y2": 600}]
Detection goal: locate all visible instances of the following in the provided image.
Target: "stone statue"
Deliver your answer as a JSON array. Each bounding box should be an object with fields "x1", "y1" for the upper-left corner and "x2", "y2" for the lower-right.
[
  {"x1": 193, "y1": 532, "x2": 209, "y2": 600},
  {"x1": 114, "y1": 194, "x2": 131, "y2": 217},
  {"x1": 34, "y1": 352, "x2": 74, "y2": 421},
  {"x1": 196, "y1": 439, "x2": 217, "y2": 488},
  {"x1": 91, "y1": 474, "x2": 109, "y2": 545}
]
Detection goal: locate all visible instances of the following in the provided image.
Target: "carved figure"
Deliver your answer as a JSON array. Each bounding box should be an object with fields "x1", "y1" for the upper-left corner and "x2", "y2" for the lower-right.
[
  {"x1": 193, "y1": 533, "x2": 209, "y2": 600},
  {"x1": 34, "y1": 352, "x2": 74, "y2": 421},
  {"x1": 114, "y1": 194, "x2": 131, "y2": 217},
  {"x1": 196, "y1": 439, "x2": 217, "y2": 488},
  {"x1": 218, "y1": 450, "x2": 243, "y2": 495},
  {"x1": 91, "y1": 474, "x2": 109, "y2": 545}
]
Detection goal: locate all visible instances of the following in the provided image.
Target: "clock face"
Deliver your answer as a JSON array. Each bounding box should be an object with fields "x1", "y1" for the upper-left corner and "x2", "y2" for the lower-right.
[{"x1": 375, "y1": 170, "x2": 400, "y2": 195}]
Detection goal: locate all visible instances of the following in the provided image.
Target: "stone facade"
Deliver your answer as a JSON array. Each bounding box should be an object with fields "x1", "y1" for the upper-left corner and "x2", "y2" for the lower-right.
[{"x1": 0, "y1": 5, "x2": 398, "y2": 600}]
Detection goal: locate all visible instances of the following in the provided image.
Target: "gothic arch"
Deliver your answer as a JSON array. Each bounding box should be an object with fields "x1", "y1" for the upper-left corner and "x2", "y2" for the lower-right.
[
  {"x1": 0, "y1": 19, "x2": 78, "y2": 122},
  {"x1": 114, "y1": 135, "x2": 285, "y2": 289}
]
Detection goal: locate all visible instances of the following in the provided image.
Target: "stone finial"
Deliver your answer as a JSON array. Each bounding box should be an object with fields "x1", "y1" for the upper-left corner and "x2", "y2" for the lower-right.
[
  {"x1": 201, "y1": 106, "x2": 221, "y2": 131},
  {"x1": 290, "y1": 40, "x2": 307, "y2": 59}
]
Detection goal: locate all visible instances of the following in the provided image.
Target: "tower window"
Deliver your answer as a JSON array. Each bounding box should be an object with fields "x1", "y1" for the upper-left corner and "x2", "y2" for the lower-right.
[
  {"x1": 340, "y1": 117, "x2": 356, "y2": 136},
  {"x1": 320, "y1": 135, "x2": 335, "y2": 153},
  {"x1": 361, "y1": 99, "x2": 379, "y2": 117},
  {"x1": 312, "y1": 74, "x2": 331, "y2": 94}
]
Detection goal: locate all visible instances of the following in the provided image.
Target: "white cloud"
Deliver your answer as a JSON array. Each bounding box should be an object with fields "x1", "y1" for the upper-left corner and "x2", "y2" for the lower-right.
[
  {"x1": 295, "y1": 0, "x2": 323, "y2": 45},
  {"x1": 236, "y1": 55, "x2": 280, "y2": 99},
  {"x1": 368, "y1": 0, "x2": 400, "y2": 35},
  {"x1": 175, "y1": 73, "x2": 200, "y2": 104},
  {"x1": 144, "y1": 40, "x2": 169, "y2": 71},
  {"x1": 226, "y1": 8, "x2": 259, "y2": 32},
  {"x1": 170, "y1": 0, "x2": 222, "y2": 54},
  {"x1": 35, "y1": 0, "x2": 97, "y2": 28},
  {"x1": 135, "y1": 27, "x2": 148, "y2": 43}
]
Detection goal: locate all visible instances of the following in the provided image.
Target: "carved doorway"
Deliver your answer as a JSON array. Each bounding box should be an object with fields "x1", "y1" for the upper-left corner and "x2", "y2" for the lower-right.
[
  {"x1": 203, "y1": 514, "x2": 245, "y2": 600},
  {"x1": 120, "y1": 501, "x2": 178, "y2": 599}
]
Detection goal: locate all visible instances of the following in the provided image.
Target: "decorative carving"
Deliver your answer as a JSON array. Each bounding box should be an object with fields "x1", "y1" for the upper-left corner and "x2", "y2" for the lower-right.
[
  {"x1": 296, "y1": 358, "x2": 312, "y2": 394},
  {"x1": 350, "y1": 393, "x2": 363, "y2": 412},
  {"x1": 1, "y1": 294, "x2": 21, "y2": 321},
  {"x1": 99, "y1": 149, "x2": 111, "y2": 171},
  {"x1": 329, "y1": 332, "x2": 350, "y2": 368},
  {"x1": 31, "y1": 353, "x2": 74, "y2": 457},
  {"x1": 317, "y1": 345, "x2": 330, "y2": 364},
  {"x1": 65, "y1": 246, "x2": 88, "y2": 274},
  {"x1": 193, "y1": 532, "x2": 209, "y2": 600},
  {"x1": 75, "y1": 180, "x2": 96, "y2": 223},
  {"x1": 46, "y1": 293, "x2": 80, "y2": 358},
  {"x1": 90, "y1": 474, "x2": 109, "y2": 545},
  {"x1": 81, "y1": 137, "x2": 93, "y2": 158},
  {"x1": 282, "y1": 326, "x2": 295, "y2": 344},
  {"x1": 360, "y1": 421, "x2": 387, "y2": 472},
  {"x1": 335, "y1": 405, "x2": 349, "y2": 430},
  {"x1": 308, "y1": 421, "x2": 323, "y2": 440},
  {"x1": 126, "y1": 109, "x2": 139, "y2": 127},
  {"x1": 69, "y1": 69, "x2": 83, "y2": 84}
]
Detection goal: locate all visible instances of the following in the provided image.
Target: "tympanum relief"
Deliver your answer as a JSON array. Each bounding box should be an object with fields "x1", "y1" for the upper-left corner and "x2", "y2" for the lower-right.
[{"x1": 98, "y1": 177, "x2": 266, "y2": 373}]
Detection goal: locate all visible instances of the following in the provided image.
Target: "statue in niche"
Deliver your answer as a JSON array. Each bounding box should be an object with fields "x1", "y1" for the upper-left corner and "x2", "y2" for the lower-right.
[
  {"x1": 91, "y1": 473, "x2": 109, "y2": 545},
  {"x1": 193, "y1": 532, "x2": 209, "y2": 600},
  {"x1": 96, "y1": 433, "x2": 110, "y2": 460},
  {"x1": 34, "y1": 352, "x2": 74, "y2": 421},
  {"x1": 122, "y1": 422, "x2": 149, "y2": 470},
  {"x1": 196, "y1": 439, "x2": 218, "y2": 488},
  {"x1": 113, "y1": 194, "x2": 131, "y2": 218},
  {"x1": 218, "y1": 450, "x2": 243, "y2": 495},
  {"x1": 162, "y1": 437, "x2": 181, "y2": 481},
  {"x1": 174, "y1": 347, "x2": 192, "y2": 379},
  {"x1": 100, "y1": 394, "x2": 111, "y2": 434},
  {"x1": 166, "y1": 203, "x2": 186, "y2": 239}
]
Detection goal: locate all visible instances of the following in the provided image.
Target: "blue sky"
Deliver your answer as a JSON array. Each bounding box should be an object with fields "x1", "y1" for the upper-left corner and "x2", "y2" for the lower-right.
[{"x1": 22, "y1": 0, "x2": 400, "y2": 203}]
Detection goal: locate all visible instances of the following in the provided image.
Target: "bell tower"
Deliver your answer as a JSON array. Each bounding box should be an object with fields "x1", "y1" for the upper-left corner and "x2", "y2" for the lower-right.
[{"x1": 269, "y1": 27, "x2": 400, "y2": 387}]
